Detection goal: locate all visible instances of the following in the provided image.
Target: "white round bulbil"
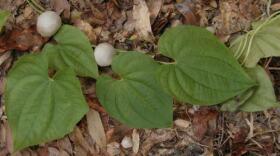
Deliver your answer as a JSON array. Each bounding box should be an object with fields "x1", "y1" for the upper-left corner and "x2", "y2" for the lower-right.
[
  {"x1": 37, "y1": 11, "x2": 62, "y2": 37},
  {"x1": 94, "y1": 43, "x2": 116, "y2": 67}
]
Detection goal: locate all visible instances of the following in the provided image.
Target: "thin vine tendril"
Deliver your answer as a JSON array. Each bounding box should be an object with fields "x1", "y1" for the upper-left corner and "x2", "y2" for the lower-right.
[{"x1": 232, "y1": 10, "x2": 280, "y2": 65}]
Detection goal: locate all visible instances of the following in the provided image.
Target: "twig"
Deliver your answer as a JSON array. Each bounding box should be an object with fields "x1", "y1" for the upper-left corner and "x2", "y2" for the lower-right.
[
  {"x1": 252, "y1": 129, "x2": 280, "y2": 137},
  {"x1": 268, "y1": 67, "x2": 280, "y2": 70},
  {"x1": 250, "y1": 138, "x2": 263, "y2": 149},
  {"x1": 0, "y1": 52, "x2": 11, "y2": 66},
  {"x1": 264, "y1": 57, "x2": 272, "y2": 69},
  {"x1": 245, "y1": 113, "x2": 254, "y2": 142}
]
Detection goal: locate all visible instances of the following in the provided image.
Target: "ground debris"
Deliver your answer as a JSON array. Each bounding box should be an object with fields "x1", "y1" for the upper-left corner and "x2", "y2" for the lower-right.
[
  {"x1": 0, "y1": 26, "x2": 47, "y2": 53},
  {"x1": 0, "y1": 0, "x2": 280, "y2": 155}
]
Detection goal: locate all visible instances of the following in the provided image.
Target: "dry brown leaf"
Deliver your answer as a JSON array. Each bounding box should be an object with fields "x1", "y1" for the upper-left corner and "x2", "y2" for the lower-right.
[
  {"x1": 212, "y1": 0, "x2": 262, "y2": 35},
  {"x1": 87, "y1": 98, "x2": 106, "y2": 114},
  {"x1": 48, "y1": 147, "x2": 60, "y2": 156},
  {"x1": 0, "y1": 123, "x2": 6, "y2": 148},
  {"x1": 133, "y1": 0, "x2": 154, "y2": 41},
  {"x1": 4, "y1": 121, "x2": 13, "y2": 153},
  {"x1": 147, "y1": 0, "x2": 163, "y2": 24},
  {"x1": 192, "y1": 108, "x2": 218, "y2": 141},
  {"x1": 106, "y1": 125, "x2": 131, "y2": 143},
  {"x1": 0, "y1": 26, "x2": 47, "y2": 53},
  {"x1": 73, "y1": 20, "x2": 99, "y2": 44},
  {"x1": 175, "y1": 0, "x2": 199, "y2": 25},
  {"x1": 141, "y1": 129, "x2": 175, "y2": 155},
  {"x1": 56, "y1": 137, "x2": 73, "y2": 154},
  {"x1": 0, "y1": 51, "x2": 11, "y2": 66},
  {"x1": 0, "y1": 149, "x2": 9, "y2": 156},
  {"x1": 50, "y1": 0, "x2": 71, "y2": 18},
  {"x1": 0, "y1": 78, "x2": 6, "y2": 97},
  {"x1": 59, "y1": 150, "x2": 70, "y2": 156},
  {"x1": 132, "y1": 129, "x2": 140, "y2": 154},
  {"x1": 106, "y1": 142, "x2": 121, "y2": 156},
  {"x1": 74, "y1": 145, "x2": 88, "y2": 156},
  {"x1": 86, "y1": 109, "x2": 107, "y2": 148},
  {"x1": 69, "y1": 127, "x2": 95, "y2": 155},
  {"x1": 271, "y1": 2, "x2": 280, "y2": 11},
  {"x1": 36, "y1": 147, "x2": 49, "y2": 156}
]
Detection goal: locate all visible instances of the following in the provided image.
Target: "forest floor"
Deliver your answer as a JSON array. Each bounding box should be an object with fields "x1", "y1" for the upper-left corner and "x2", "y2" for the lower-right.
[{"x1": 1, "y1": 0, "x2": 280, "y2": 156}]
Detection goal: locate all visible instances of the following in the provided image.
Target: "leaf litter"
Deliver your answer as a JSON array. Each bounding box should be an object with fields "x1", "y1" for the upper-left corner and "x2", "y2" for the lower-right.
[{"x1": 1, "y1": 0, "x2": 280, "y2": 155}]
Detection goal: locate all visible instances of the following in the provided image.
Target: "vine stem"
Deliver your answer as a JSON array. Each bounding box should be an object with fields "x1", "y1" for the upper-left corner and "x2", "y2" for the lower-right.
[
  {"x1": 155, "y1": 61, "x2": 176, "y2": 65},
  {"x1": 92, "y1": 44, "x2": 130, "y2": 53},
  {"x1": 230, "y1": 10, "x2": 280, "y2": 65},
  {"x1": 91, "y1": 44, "x2": 175, "y2": 65},
  {"x1": 241, "y1": 10, "x2": 280, "y2": 65},
  {"x1": 26, "y1": 0, "x2": 44, "y2": 14}
]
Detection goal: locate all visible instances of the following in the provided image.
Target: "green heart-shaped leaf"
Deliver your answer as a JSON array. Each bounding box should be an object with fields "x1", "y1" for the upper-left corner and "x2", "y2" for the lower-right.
[
  {"x1": 43, "y1": 25, "x2": 99, "y2": 78},
  {"x1": 240, "y1": 66, "x2": 279, "y2": 111},
  {"x1": 96, "y1": 52, "x2": 173, "y2": 128},
  {"x1": 157, "y1": 25, "x2": 255, "y2": 105},
  {"x1": 0, "y1": 10, "x2": 10, "y2": 31},
  {"x1": 221, "y1": 66, "x2": 279, "y2": 112},
  {"x1": 5, "y1": 54, "x2": 89, "y2": 151}
]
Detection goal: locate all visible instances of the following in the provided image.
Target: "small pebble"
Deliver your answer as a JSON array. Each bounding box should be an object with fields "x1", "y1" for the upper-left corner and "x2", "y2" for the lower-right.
[
  {"x1": 121, "y1": 136, "x2": 133, "y2": 149},
  {"x1": 174, "y1": 119, "x2": 191, "y2": 128}
]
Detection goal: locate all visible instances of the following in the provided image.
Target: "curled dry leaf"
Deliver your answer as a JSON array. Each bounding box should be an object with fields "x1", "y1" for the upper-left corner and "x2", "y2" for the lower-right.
[
  {"x1": 86, "y1": 109, "x2": 107, "y2": 148},
  {"x1": 175, "y1": 0, "x2": 199, "y2": 25},
  {"x1": 133, "y1": 0, "x2": 154, "y2": 41}
]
